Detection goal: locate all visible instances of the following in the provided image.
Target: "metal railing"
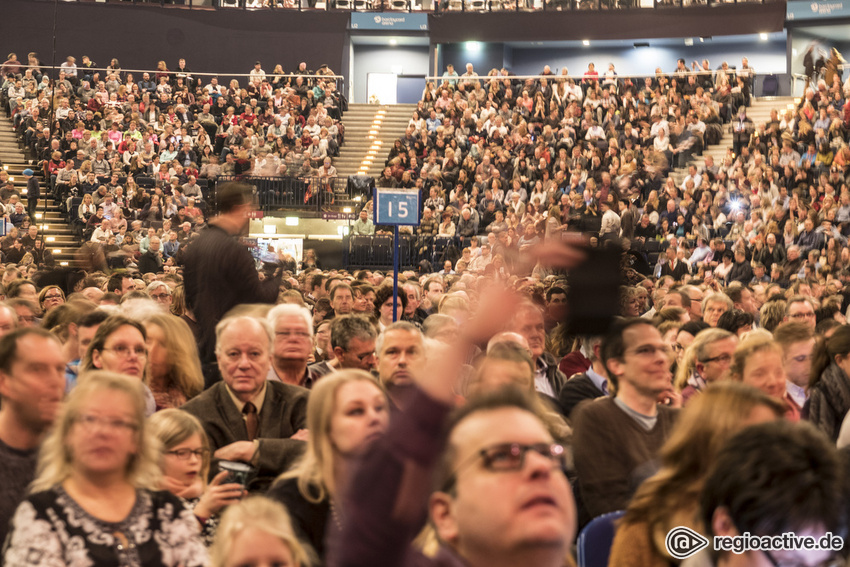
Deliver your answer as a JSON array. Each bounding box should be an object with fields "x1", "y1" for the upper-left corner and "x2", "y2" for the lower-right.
[
  {"x1": 345, "y1": 233, "x2": 474, "y2": 270},
  {"x1": 217, "y1": 174, "x2": 373, "y2": 214},
  {"x1": 25, "y1": 0, "x2": 781, "y2": 13}
]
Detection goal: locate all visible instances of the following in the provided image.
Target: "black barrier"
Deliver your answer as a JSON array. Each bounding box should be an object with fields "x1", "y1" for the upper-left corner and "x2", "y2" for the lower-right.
[
  {"x1": 344, "y1": 234, "x2": 478, "y2": 270},
  {"x1": 216, "y1": 175, "x2": 368, "y2": 214}
]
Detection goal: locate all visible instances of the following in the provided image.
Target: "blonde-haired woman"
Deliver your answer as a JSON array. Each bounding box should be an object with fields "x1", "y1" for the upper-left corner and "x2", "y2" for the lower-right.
[
  {"x1": 149, "y1": 409, "x2": 244, "y2": 546},
  {"x1": 268, "y1": 370, "x2": 389, "y2": 562},
  {"x1": 143, "y1": 313, "x2": 204, "y2": 410},
  {"x1": 4, "y1": 371, "x2": 207, "y2": 566},
  {"x1": 608, "y1": 382, "x2": 783, "y2": 567},
  {"x1": 210, "y1": 496, "x2": 311, "y2": 567},
  {"x1": 729, "y1": 329, "x2": 795, "y2": 419}
]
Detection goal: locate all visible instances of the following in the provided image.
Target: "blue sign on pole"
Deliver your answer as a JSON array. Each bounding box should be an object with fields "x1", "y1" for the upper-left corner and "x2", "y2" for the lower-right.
[
  {"x1": 374, "y1": 188, "x2": 420, "y2": 226},
  {"x1": 373, "y1": 187, "x2": 420, "y2": 322}
]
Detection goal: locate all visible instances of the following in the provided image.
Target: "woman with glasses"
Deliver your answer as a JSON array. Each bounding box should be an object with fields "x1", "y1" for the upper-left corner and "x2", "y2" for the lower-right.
[
  {"x1": 38, "y1": 284, "x2": 65, "y2": 314},
  {"x1": 3, "y1": 371, "x2": 207, "y2": 566},
  {"x1": 80, "y1": 314, "x2": 157, "y2": 416},
  {"x1": 268, "y1": 370, "x2": 389, "y2": 563},
  {"x1": 141, "y1": 313, "x2": 203, "y2": 410},
  {"x1": 149, "y1": 409, "x2": 244, "y2": 546}
]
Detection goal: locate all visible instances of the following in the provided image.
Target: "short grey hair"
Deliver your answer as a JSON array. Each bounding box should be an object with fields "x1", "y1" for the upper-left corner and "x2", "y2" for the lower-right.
[
  {"x1": 702, "y1": 292, "x2": 733, "y2": 314},
  {"x1": 376, "y1": 321, "x2": 423, "y2": 355},
  {"x1": 145, "y1": 281, "x2": 170, "y2": 296},
  {"x1": 266, "y1": 303, "x2": 313, "y2": 337},
  {"x1": 330, "y1": 315, "x2": 377, "y2": 351},
  {"x1": 215, "y1": 315, "x2": 273, "y2": 354}
]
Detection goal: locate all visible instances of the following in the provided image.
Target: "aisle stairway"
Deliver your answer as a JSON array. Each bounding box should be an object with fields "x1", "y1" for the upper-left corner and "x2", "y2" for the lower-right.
[
  {"x1": 670, "y1": 96, "x2": 796, "y2": 186},
  {"x1": 0, "y1": 111, "x2": 79, "y2": 266},
  {"x1": 334, "y1": 103, "x2": 417, "y2": 178}
]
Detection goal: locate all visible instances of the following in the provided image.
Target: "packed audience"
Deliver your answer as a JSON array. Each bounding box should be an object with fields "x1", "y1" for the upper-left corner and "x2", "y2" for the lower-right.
[
  {"x1": 0, "y1": 52, "x2": 847, "y2": 567},
  {"x1": 0, "y1": 51, "x2": 345, "y2": 252}
]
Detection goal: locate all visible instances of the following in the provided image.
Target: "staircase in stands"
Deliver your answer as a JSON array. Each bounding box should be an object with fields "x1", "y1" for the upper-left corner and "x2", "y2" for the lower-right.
[
  {"x1": 0, "y1": 110, "x2": 78, "y2": 266},
  {"x1": 334, "y1": 103, "x2": 417, "y2": 179},
  {"x1": 670, "y1": 96, "x2": 796, "y2": 186}
]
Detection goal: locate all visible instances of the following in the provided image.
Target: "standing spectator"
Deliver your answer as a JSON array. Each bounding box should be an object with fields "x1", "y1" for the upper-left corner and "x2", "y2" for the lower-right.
[
  {"x1": 22, "y1": 169, "x2": 39, "y2": 222},
  {"x1": 183, "y1": 183, "x2": 283, "y2": 385}
]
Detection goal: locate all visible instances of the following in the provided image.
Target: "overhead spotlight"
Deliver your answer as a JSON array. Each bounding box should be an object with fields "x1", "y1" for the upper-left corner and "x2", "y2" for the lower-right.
[
  {"x1": 582, "y1": 40, "x2": 590, "y2": 46},
  {"x1": 759, "y1": 32, "x2": 768, "y2": 41}
]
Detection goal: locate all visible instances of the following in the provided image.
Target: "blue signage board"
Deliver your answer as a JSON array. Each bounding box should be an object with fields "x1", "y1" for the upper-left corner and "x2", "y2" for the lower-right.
[
  {"x1": 374, "y1": 188, "x2": 420, "y2": 226},
  {"x1": 787, "y1": 0, "x2": 850, "y2": 20},
  {"x1": 351, "y1": 12, "x2": 429, "y2": 31}
]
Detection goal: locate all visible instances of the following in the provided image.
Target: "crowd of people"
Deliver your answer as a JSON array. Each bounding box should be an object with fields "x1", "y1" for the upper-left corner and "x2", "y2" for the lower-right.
[
  {"x1": 0, "y1": 51, "x2": 846, "y2": 567},
  {"x1": 0, "y1": 52, "x2": 345, "y2": 262}
]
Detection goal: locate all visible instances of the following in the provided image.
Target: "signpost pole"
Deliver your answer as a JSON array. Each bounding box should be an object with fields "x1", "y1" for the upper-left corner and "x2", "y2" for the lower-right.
[{"x1": 393, "y1": 225, "x2": 400, "y2": 322}]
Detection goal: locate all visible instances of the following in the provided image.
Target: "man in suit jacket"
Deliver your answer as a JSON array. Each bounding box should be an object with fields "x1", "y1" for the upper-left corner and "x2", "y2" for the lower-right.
[
  {"x1": 182, "y1": 315, "x2": 309, "y2": 491},
  {"x1": 659, "y1": 246, "x2": 689, "y2": 281},
  {"x1": 558, "y1": 336, "x2": 609, "y2": 419}
]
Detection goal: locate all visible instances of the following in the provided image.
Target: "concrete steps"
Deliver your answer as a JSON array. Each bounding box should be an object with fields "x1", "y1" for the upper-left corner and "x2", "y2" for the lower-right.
[
  {"x1": 335, "y1": 103, "x2": 418, "y2": 178},
  {"x1": 0, "y1": 112, "x2": 80, "y2": 265},
  {"x1": 670, "y1": 96, "x2": 796, "y2": 186}
]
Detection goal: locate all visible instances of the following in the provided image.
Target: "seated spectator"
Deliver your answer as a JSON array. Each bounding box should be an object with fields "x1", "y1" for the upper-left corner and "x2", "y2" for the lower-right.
[
  {"x1": 210, "y1": 496, "x2": 311, "y2": 567},
  {"x1": 149, "y1": 409, "x2": 244, "y2": 547},
  {"x1": 609, "y1": 382, "x2": 784, "y2": 567},
  {"x1": 804, "y1": 324, "x2": 850, "y2": 441},
  {"x1": 308, "y1": 314, "x2": 377, "y2": 378},
  {"x1": 572, "y1": 318, "x2": 679, "y2": 520},
  {"x1": 558, "y1": 334, "x2": 609, "y2": 419},
  {"x1": 268, "y1": 370, "x2": 389, "y2": 563},
  {"x1": 180, "y1": 315, "x2": 309, "y2": 491},
  {"x1": 266, "y1": 304, "x2": 322, "y2": 389},
  {"x1": 141, "y1": 313, "x2": 203, "y2": 410},
  {"x1": 729, "y1": 330, "x2": 797, "y2": 420},
  {"x1": 674, "y1": 328, "x2": 737, "y2": 406},
  {"x1": 4, "y1": 371, "x2": 207, "y2": 566},
  {"x1": 691, "y1": 420, "x2": 847, "y2": 567},
  {"x1": 0, "y1": 329, "x2": 65, "y2": 545}
]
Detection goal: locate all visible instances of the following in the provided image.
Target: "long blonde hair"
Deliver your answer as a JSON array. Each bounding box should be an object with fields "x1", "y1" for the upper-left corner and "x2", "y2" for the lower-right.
[
  {"x1": 143, "y1": 314, "x2": 204, "y2": 399},
  {"x1": 31, "y1": 370, "x2": 162, "y2": 493},
  {"x1": 148, "y1": 409, "x2": 210, "y2": 483},
  {"x1": 210, "y1": 496, "x2": 311, "y2": 567},
  {"x1": 275, "y1": 370, "x2": 387, "y2": 504}
]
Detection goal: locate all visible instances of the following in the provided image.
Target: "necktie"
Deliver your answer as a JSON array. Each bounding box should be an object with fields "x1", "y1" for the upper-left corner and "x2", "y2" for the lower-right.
[{"x1": 243, "y1": 402, "x2": 258, "y2": 441}]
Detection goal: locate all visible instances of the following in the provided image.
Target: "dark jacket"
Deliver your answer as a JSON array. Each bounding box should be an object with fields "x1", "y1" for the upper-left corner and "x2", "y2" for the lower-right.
[
  {"x1": 138, "y1": 249, "x2": 163, "y2": 275},
  {"x1": 559, "y1": 373, "x2": 606, "y2": 419},
  {"x1": 183, "y1": 223, "x2": 282, "y2": 367},
  {"x1": 803, "y1": 362, "x2": 850, "y2": 442},
  {"x1": 181, "y1": 381, "x2": 308, "y2": 490}
]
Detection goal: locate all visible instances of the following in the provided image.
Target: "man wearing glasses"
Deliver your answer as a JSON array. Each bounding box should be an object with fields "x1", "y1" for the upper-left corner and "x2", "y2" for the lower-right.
[
  {"x1": 572, "y1": 318, "x2": 679, "y2": 521},
  {"x1": 308, "y1": 315, "x2": 377, "y2": 379},
  {"x1": 330, "y1": 357, "x2": 576, "y2": 567},
  {"x1": 784, "y1": 296, "x2": 817, "y2": 331},
  {"x1": 266, "y1": 304, "x2": 321, "y2": 389}
]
